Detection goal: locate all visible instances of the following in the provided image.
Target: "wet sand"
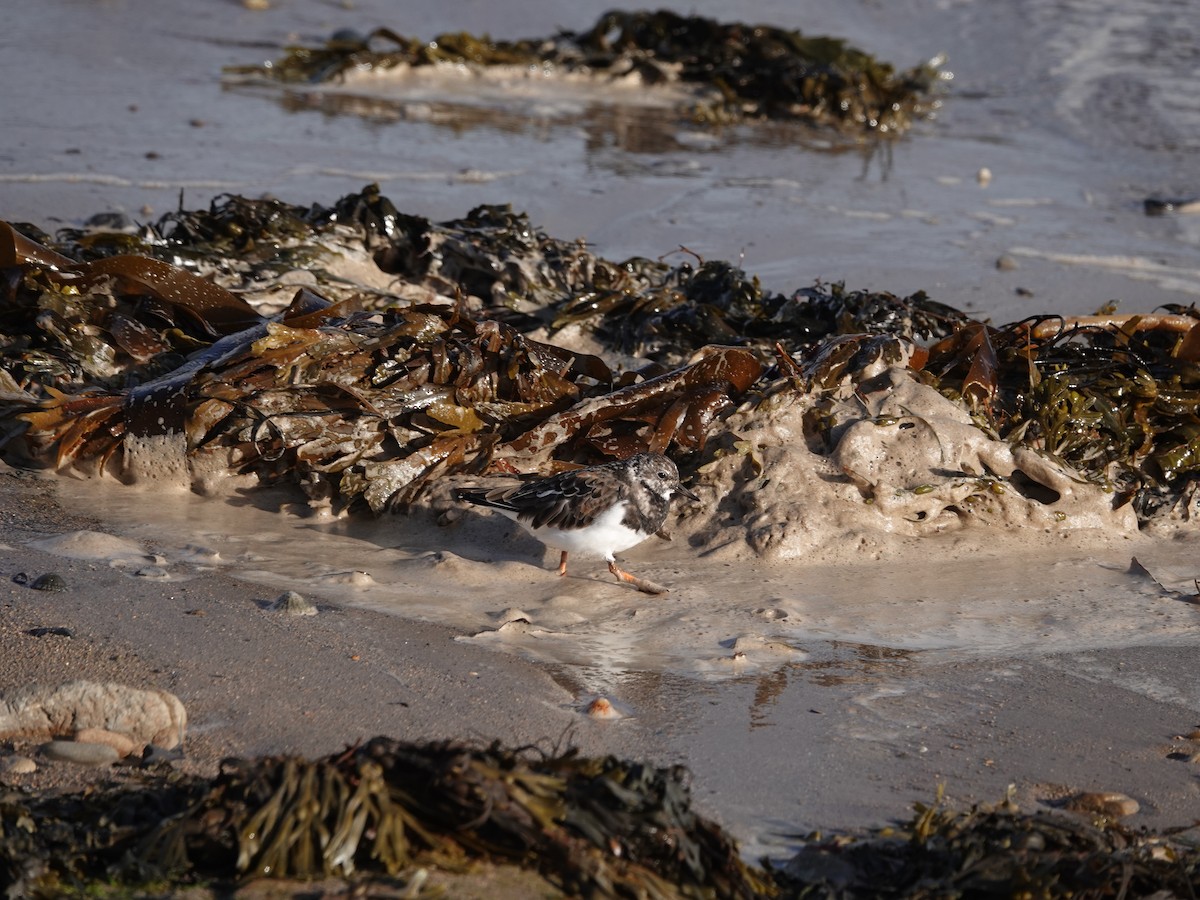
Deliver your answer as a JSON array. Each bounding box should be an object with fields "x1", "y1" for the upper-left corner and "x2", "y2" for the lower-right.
[{"x1": 4, "y1": 461, "x2": 1200, "y2": 869}]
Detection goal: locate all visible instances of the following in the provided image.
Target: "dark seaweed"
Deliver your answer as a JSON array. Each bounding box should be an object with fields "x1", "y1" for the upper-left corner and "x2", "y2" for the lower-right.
[
  {"x1": 0, "y1": 738, "x2": 770, "y2": 898},
  {"x1": 3, "y1": 186, "x2": 1199, "y2": 521},
  {"x1": 4, "y1": 753, "x2": 1198, "y2": 899},
  {"x1": 774, "y1": 790, "x2": 1200, "y2": 899},
  {"x1": 226, "y1": 10, "x2": 942, "y2": 135}
]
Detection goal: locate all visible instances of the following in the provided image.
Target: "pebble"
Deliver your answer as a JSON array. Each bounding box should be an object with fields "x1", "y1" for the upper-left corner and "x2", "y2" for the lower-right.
[
  {"x1": 0, "y1": 755, "x2": 37, "y2": 776},
  {"x1": 75, "y1": 727, "x2": 139, "y2": 758},
  {"x1": 1064, "y1": 791, "x2": 1139, "y2": 818},
  {"x1": 977, "y1": 166, "x2": 993, "y2": 186},
  {"x1": 995, "y1": 254, "x2": 1018, "y2": 271},
  {"x1": 30, "y1": 573, "x2": 67, "y2": 592},
  {"x1": 41, "y1": 740, "x2": 120, "y2": 767},
  {"x1": 272, "y1": 590, "x2": 318, "y2": 616},
  {"x1": 585, "y1": 698, "x2": 623, "y2": 720},
  {"x1": 25, "y1": 626, "x2": 73, "y2": 638},
  {"x1": 754, "y1": 606, "x2": 790, "y2": 621}
]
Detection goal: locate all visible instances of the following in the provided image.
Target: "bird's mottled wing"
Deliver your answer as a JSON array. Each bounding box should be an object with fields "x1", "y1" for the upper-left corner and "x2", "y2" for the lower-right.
[{"x1": 502, "y1": 467, "x2": 625, "y2": 530}]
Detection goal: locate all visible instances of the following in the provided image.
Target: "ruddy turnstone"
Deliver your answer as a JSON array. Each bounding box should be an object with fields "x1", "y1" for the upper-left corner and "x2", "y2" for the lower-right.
[{"x1": 453, "y1": 452, "x2": 699, "y2": 594}]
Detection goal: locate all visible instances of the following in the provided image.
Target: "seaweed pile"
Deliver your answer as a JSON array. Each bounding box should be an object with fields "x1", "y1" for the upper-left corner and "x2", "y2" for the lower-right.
[
  {"x1": 1, "y1": 186, "x2": 1199, "y2": 529},
  {"x1": 921, "y1": 314, "x2": 1200, "y2": 522},
  {"x1": 0, "y1": 738, "x2": 770, "y2": 899},
  {"x1": 226, "y1": 9, "x2": 943, "y2": 135},
  {"x1": 4, "y1": 743, "x2": 1199, "y2": 898},
  {"x1": 777, "y1": 789, "x2": 1200, "y2": 898}
]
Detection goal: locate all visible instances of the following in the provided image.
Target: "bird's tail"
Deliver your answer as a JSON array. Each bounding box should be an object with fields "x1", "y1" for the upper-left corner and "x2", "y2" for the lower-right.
[{"x1": 452, "y1": 487, "x2": 491, "y2": 507}]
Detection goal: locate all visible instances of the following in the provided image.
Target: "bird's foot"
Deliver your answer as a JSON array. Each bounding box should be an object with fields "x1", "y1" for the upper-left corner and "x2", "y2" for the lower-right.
[{"x1": 608, "y1": 560, "x2": 669, "y2": 595}]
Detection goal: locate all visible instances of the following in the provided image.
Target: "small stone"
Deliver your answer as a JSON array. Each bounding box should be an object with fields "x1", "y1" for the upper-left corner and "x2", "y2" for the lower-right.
[
  {"x1": 585, "y1": 698, "x2": 622, "y2": 719},
  {"x1": 41, "y1": 740, "x2": 120, "y2": 767},
  {"x1": 271, "y1": 590, "x2": 317, "y2": 616},
  {"x1": 0, "y1": 755, "x2": 37, "y2": 776},
  {"x1": 75, "y1": 727, "x2": 139, "y2": 758},
  {"x1": 995, "y1": 254, "x2": 1018, "y2": 271},
  {"x1": 0, "y1": 680, "x2": 187, "y2": 748},
  {"x1": 25, "y1": 626, "x2": 72, "y2": 638},
  {"x1": 977, "y1": 166, "x2": 992, "y2": 186},
  {"x1": 1064, "y1": 791, "x2": 1139, "y2": 818},
  {"x1": 754, "y1": 606, "x2": 789, "y2": 621},
  {"x1": 30, "y1": 573, "x2": 67, "y2": 592}
]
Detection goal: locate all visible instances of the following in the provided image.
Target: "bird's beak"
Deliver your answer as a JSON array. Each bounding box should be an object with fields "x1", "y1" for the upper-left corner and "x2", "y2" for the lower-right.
[{"x1": 676, "y1": 484, "x2": 700, "y2": 503}]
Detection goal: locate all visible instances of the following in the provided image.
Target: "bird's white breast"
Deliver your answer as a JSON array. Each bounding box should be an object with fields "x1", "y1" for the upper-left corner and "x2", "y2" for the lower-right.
[{"x1": 519, "y1": 501, "x2": 646, "y2": 560}]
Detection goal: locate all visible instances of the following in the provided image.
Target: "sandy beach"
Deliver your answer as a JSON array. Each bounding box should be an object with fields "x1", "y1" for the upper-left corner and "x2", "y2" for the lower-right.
[
  {"x1": 4, "y1": 457, "x2": 1200, "y2": 888},
  {"x1": 3, "y1": 0, "x2": 1200, "y2": 894}
]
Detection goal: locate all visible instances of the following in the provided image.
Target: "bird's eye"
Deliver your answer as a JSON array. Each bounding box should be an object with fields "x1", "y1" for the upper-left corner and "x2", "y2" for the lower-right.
[{"x1": 658, "y1": 471, "x2": 669, "y2": 479}]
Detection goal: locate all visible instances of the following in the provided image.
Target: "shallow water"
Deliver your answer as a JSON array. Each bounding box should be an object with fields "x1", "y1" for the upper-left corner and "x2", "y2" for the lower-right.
[
  {"x1": 6, "y1": 0, "x2": 1199, "y2": 323},
  {"x1": 37, "y1": 475, "x2": 1200, "y2": 685}
]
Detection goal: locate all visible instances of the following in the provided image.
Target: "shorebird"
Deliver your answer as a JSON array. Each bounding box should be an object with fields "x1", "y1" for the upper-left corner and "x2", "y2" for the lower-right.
[{"x1": 453, "y1": 452, "x2": 698, "y2": 594}]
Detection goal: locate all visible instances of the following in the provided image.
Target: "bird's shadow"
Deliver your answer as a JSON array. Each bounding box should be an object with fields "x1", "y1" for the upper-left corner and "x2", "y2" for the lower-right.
[{"x1": 446, "y1": 508, "x2": 551, "y2": 568}]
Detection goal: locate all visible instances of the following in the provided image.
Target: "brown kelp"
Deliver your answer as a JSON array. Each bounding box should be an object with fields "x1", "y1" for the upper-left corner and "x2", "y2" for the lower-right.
[
  {"x1": 0, "y1": 738, "x2": 772, "y2": 899},
  {"x1": 14, "y1": 186, "x2": 970, "y2": 364},
  {"x1": 0, "y1": 202, "x2": 762, "y2": 507},
  {"x1": 2, "y1": 186, "x2": 1199, "y2": 526},
  {"x1": 226, "y1": 10, "x2": 942, "y2": 135}
]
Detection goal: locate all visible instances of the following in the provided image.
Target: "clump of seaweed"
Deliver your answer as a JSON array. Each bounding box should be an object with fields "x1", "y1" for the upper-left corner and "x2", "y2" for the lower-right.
[
  {"x1": 226, "y1": 9, "x2": 942, "y2": 135},
  {"x1": 0, "y1": 738, "x2": 772, "y2": 899},
  {"x1": 5, "y1": 749, "x2": 1200, "y2": 899},
  {"x1": 553, "y1": 269, "x2": 969, "y2": 362},
  {"x1": 917, "y1": 312, "x2": 1200, "y2": 519},
  {"x1": 775, "y1": 788, "x2": 1200, "y2": 898},
  {"x1": 0, "y1": 208, "x2": 762, "y2": 507},
  {"x1": 2, "y1": 186, "x2": 1199, "y2": 526},
  {"x1": 8, "y1": 186, "x2": 967, "y2": 366}
]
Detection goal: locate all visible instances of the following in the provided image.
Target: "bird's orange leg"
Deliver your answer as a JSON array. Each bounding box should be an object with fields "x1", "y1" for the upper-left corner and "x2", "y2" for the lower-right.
[
  {"x1": 558, "y1": 551, "x2": 569, "y2": 576},
  {"x1": 607, "y1": 560, "x2": 669, "y2": 595}
]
